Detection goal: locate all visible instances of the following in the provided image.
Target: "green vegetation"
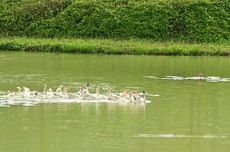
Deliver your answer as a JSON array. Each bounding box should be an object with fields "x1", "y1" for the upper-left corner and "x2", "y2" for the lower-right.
[
  {"x1": 0, "y1": 0, "x2": 229, "y2": 55},
  {"x1": 0, "y1": 0, "x2": 229, "y2": 42},
  {"x1": 0, "y1": 37, "x2": 229, "y2": 55}
]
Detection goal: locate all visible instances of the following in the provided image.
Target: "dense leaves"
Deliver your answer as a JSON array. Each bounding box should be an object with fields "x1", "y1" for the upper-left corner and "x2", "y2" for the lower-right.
[{"x1": 0, "y1": 0, "x2": 229, "y2": 42}]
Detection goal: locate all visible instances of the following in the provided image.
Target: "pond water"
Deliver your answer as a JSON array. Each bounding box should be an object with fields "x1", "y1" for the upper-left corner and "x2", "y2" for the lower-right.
[{"x1": 0, "y1": 52, "x2": 230, "y2": 152}]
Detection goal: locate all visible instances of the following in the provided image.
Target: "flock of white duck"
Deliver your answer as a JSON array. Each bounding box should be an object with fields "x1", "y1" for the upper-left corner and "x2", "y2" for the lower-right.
[{"x1": 0, "y1": 83, "x2": 152, "y2": 107}]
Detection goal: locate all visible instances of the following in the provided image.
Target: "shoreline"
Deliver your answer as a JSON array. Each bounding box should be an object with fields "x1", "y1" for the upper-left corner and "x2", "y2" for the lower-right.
[{"x1": 0, "y1": 37, "x2": 229, "y2": 56}]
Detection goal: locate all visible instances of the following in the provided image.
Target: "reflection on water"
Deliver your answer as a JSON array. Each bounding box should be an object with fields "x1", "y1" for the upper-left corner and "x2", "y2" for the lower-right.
[{"x1": 0, "y1": 52, "x2": 230, "y2": 152}]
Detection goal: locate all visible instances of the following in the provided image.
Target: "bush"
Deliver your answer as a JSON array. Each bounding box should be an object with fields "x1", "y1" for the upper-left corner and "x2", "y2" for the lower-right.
[{"x1": 0, "y1": 0, "x2": 229, "y2": 42}]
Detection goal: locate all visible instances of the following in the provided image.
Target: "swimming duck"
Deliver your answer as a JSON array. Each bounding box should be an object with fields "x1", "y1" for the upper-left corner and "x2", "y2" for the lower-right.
[
  {"x1": 107, "y1": 88, "x2": 120, "y2": 100},
  {"x1": 74, "y1": 87, "x2": 84, "y2": 98},
  {"x1": 118, "y1": 90, "x2": 130, "y2": 102},
  {"x1": 42, "y1": 84, "x2": 47, "y2": 94},
  {"x1": 55, "y1": 85, "x2": 66, "y2": 97},
  {"x1": 62, "y1": 86, "x2": 69, "y2": 98},
  {"x1": 23, "y1": 86, "x2": 31, "y2": 97},
  {"x1": 82, "y1": 83, "x2": 90, "y2": 95},
  {"x1": 130, "y1": 90, "x2": 146, "y2": 104},
  {"x1": 16, "y1": 86, "x2": 22, "y2": 94},
  {"x1": 89, "y1": 86, "x2": 106, "y2": 100},
  {"x1": 46, "y1": 88, "x2": 54, "y2": 98},
  {"x1": 56, "y1": 85, "x2": 64, "y2": 93},
  {"x1": 198, "y1": 73, "x2": 205, "y2": 80}
]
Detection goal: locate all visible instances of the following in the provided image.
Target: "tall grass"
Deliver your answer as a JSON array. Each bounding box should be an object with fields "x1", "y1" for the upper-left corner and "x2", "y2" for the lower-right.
[{"x1": 0, "y1": 37, "x2": 229, "y2": 55}]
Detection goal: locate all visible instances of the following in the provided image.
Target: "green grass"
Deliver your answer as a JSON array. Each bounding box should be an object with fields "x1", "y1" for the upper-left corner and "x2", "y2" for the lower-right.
[{"x1": 0, "y1": 37, "x2": 229, "y2": 56}]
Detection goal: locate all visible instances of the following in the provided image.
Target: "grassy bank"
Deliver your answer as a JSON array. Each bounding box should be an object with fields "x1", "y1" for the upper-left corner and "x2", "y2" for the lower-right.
[
  {"x1": 0, "y1": 0, "x2": 229, "y2": 42},
  {"x1": 0, "y1": 37, "x2": 229, "y2": 56}
]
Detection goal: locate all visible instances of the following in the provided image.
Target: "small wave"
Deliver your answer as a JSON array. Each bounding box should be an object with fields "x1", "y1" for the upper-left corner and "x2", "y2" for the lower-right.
[{"x1": 133, "y1": 134, "x2": 227, "y2": 139}]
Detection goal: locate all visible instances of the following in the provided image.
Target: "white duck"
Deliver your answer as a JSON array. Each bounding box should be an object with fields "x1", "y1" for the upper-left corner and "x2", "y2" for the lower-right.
[
  {"x1": 107, "y1": 88, "x2": 120, "y2": 100},
  {"x1": 23, "y1": 86, "x2": 31, "y2": 97},
  {"x1": 16, "y1": 86, "x2": 22, "y2": 96},
  {"x1": 95, "y1": 87, "x2": 106, "y2": 99},
  {"x1": 46, "y1": 88, "x2": 54, "y2": 98},
  {"x1": 55, "y1": 85, "x2": 65, "y2": 97},
  {"x1": 42, "y1": 84, "x2": 47, "y2": 94},
  {"x1": 137, "y1": 91, "x2": 146, "y2": 104},
  {"x1": 74, "y1": 87, "x2": 84, "y2": 98},
  {"x1": 62, "y1": 86, "x2": 69, "y2": 98},
  {"x1": 82, "y1": 83, "x2": 90, "y2": 95},
  {"x1": 56, "y1": 85, "x2": 64, "y2": 93},
  {"x1": 118, "y1": 90, "x2": 130, "y2": 102},
  {"x1": 88, "y1": 86, "x2": 106, "y2": 100},
  {"x1": 130, "y1": 91, "x2": 146, "y2": 104}
]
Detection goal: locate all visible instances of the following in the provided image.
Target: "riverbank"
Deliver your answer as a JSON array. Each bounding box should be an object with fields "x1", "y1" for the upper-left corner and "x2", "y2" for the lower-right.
[{"x1": 0, "y1": 37, "x2": 229, "y2": 56}]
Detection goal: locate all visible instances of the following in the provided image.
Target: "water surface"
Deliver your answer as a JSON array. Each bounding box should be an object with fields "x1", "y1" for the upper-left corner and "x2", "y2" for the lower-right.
[{"x1": 0, "y1": 52, "x2": 230, "y2": 152}]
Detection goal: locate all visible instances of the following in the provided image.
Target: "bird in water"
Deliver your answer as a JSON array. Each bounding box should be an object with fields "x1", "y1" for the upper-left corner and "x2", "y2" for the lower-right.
[
  {"x1": 55, "y1": 85, "x2": 66, "y2": 97},
  {"x1": 198, "y1": 73, "x2": 205, "y2": 80},
  {"x1": 42, "y1": 84, "x2": 47, "y2": 95},
  {"x1": 74, "y1": 87, "x2": 84, "y2": 98},
  {"x1": 120, "y1": 90, "x2": 130, "y2": 98},
  {"x1": 16, "y1": 86, "x2": 22, "y2": 95},
  {"x1": 6, "y1": 86, "x2": 22, "y2": 97},
  {"x1": 95, "y1": 86, "x2": 106, "y2": 99},
  {"x1": 118, "y1": 90, "x2": 130, "y2": 102},
  {"x1": 22, "y1": 86, "x2": 31, "y2": 97},
  {"x1": 82, "y1": 83, "x2": 98, "y2": 100},
  {"x1": 130, "y1": 90, "x2": 146, "y2": 104},
  {"x1": 56, "y1": 85, "x2": 64, "y2": 93},
  {"x1": 1, "y1": 83, "x2": 151, "y2": 105},
  {"x1": 139, "y1": 91, "x2": 146, "y2": 104},
  {"x1": 82, "y1": 83, "x2": 90, "y2": 95},
  {"x1": 107, "y1": 88, "x2": 120, "y2": 100},
  {"x1": 46, "y1": 88, "x2": 54, "y2": 98},
  {"x1": 88, "y1": 86, "x2": 106, "y2": 100},
  {"x1": 62, "y1": 86, "x2": 69, "y2": 98}
]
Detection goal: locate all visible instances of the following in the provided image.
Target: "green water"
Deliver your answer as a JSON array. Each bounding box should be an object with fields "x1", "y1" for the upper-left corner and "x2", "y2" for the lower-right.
[{"x1": 0, "y1": 52, "x2": 230, "y2": 152}]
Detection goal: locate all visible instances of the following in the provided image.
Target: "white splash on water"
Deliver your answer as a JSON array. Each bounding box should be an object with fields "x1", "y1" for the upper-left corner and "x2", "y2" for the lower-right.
[
  {"x1": 133, "y1": 134, "x2": 227, "y2": 139},
  {"x1": 144, "y1": 75, "x2": 230, "y2": 83},
  {"x1": 0, "y1": 83, "x2": 154, "y2": 107}
]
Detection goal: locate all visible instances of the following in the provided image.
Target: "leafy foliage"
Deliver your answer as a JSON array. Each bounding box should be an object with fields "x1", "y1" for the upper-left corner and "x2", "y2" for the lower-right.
[{"x1": 0, "y1": 0, "x2": 229, "y2": 42}]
